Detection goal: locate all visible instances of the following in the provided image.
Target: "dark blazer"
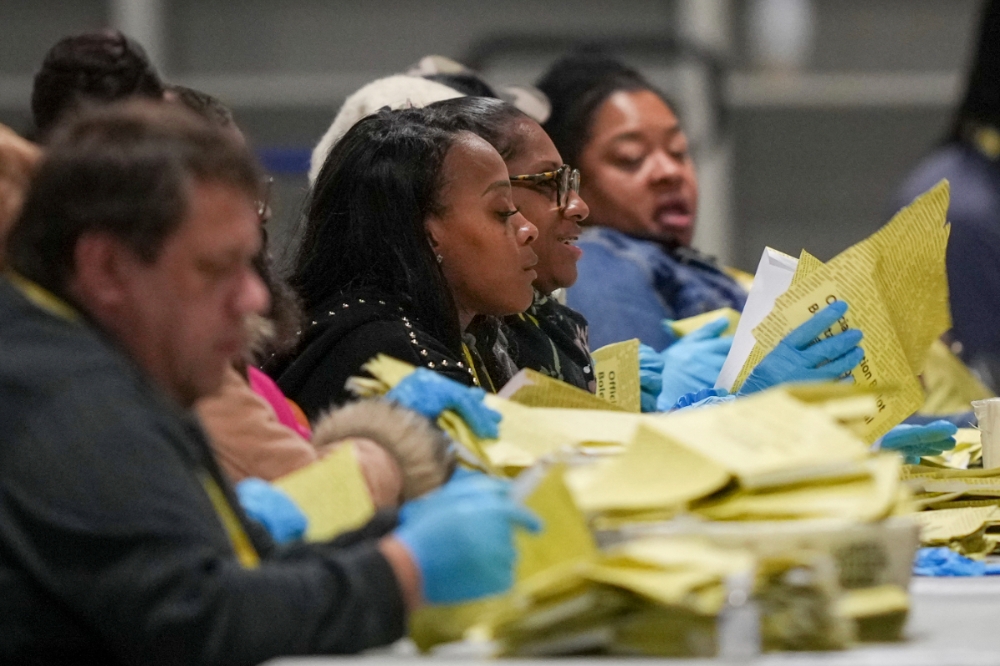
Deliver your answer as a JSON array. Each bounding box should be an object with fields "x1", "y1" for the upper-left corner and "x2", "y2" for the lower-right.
[{"x1": 0, "y1": 278, "x2": 405, "y2": 665}]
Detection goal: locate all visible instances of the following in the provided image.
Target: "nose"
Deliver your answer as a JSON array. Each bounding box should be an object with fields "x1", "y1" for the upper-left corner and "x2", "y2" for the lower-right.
[
  {"x1": 647, "y1": 149, "x2": 683, "y2": 185},
  {"x1": 237, "y1": 267, "x2": 271, "y2": 317},
  {"x1": 516, "y1": 215, "x2": 539, "y2": 245},
  {"x1": 563, "y1": 190, "x2": 589, "y2": 223}
]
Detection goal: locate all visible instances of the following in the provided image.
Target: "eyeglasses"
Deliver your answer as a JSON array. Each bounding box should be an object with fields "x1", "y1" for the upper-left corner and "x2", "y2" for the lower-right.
[{"x1": 509, "y1": 164, "x2": 581, "y2": 209}]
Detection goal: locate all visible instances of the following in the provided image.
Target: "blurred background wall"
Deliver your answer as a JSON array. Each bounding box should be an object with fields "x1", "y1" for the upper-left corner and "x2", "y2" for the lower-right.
[{"x1": 0, "y1": 0, "x2": 983, "y2": 271}]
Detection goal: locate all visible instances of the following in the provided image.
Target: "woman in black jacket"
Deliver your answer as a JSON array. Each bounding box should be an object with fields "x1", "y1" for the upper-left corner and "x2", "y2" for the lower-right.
[{"x1": 269, "y1": 108, "x2": 538, "y2": 418}]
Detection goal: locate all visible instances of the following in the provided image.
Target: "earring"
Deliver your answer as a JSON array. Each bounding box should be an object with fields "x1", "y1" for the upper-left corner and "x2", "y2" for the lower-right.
[{"x1": 436, "y1": 254, "x2": 443, "y2": 264}]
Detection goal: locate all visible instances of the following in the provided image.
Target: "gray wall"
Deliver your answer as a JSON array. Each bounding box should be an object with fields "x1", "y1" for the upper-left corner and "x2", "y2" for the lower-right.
[{"x1": 0, "y1": 0, "x2": 987, "y2": 271}]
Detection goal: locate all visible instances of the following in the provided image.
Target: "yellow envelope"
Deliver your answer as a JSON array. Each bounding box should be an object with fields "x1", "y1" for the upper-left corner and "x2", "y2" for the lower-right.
[{"x1": 591, "y1": 339, "x2": 641, "y2": 412}]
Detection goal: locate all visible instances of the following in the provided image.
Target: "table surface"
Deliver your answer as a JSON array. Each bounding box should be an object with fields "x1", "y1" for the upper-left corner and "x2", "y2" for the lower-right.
[{"x1": 267, "y1": 577, "x2": 1000, "y2": 665}]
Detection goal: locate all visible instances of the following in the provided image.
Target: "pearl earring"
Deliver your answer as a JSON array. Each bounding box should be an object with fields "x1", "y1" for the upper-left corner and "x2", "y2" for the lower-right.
[{"x1": 436, "y1": 254, "x2": 444, "y2": 264}]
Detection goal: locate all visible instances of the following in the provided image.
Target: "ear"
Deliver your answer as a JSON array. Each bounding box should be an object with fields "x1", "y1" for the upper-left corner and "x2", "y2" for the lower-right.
[
  {"x1": 424, "y1": 215, "x2": 444, "y2": 251},
  {"x1": 69, "y1": 233, "x2": 135, "y2": 311}
]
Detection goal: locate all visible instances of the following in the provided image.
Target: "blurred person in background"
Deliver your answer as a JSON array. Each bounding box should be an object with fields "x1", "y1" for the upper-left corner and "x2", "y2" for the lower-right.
[
  {"x1": 537, "y1": 52, "x2": 747, "y2": 352},
  {"x1": 30, "y1": 29, "x2": 165, "y2": 140},
  {"x1": 892, "y1": 0, "x2": 1000, "y2": 392},
  {"x1": 0, "y1": 101, "x2": 536, "y2": 664},
  {"x1": 0, "y1": 125, "x2": 41, "y2": 263},
  {"x1": 269, "y1": 108, "x2": 539, "y2": 414}
]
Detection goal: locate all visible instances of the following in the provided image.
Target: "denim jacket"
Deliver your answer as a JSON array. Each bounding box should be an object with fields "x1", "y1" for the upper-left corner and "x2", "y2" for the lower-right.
[{"x1": 566, "y1": 227, "x2": 747, "y2": 351}]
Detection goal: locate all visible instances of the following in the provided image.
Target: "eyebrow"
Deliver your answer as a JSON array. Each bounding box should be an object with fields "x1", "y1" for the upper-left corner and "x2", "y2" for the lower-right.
[
  {"x1": 482, "y1": 179, "x2": 512, "y2": 196},
  {"x1": 611, "y1": 126, "x2": 680, "y2": 143}
]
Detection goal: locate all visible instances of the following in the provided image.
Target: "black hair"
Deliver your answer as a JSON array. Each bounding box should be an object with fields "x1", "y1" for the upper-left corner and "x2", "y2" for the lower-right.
[
  {"x1": 31, "y1": 30, "x2": 165, "y2": 139},
  {"x1": 951, "y1": 0, "x2": 1000, "y2": 139},
  {"x1": 8, "y1": 100, "x2": 261, "y2": 299},
  {"x1": 426, "y1": 96, "x2": 531, "y2": 162},
  {"x1": 166, "y1": 84, "x2": 235, "y2": 129},
  {"x1": 536, "y1": 50, "x2": 673, "y2": 168},
  {"x1": 291, "y1": 107, "x2": 463, "y2": 351}
]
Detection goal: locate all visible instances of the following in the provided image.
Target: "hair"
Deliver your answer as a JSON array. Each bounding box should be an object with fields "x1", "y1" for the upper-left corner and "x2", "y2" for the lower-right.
[
  {"x1": 8, "y1": 100, "x2": 261, "y2": 299},
  {"x1": 536, "y1": 50, "x2": 673, "y2": 168},
  {"x1": 31, "y1": 30, "x2": 165, "y2": 139},
  {"x1": 166, "y1": 84, "x2": 236, "y2": 129},
  {"x1": 951, "y1": 0, "x2": 1000, "y2": 140},
  {"x1": 426, "y1": 96, "x2": 531, "y2": 163},
  {"x1": 292, "y1": 107, "x2": 463, "y2": 351}
]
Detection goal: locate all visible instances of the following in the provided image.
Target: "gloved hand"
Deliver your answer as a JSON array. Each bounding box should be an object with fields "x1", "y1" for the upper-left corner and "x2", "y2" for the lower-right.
[
  {"x1": 655, "y1": 317, "x2": 733, "y2": 411},
  {"x1": 672, "y1": 387, "x2": 733, "y2": 411},
  {"x1": 738, "y1": 301, "x2": 864, "y2": 396},
  {"x1": 394, "y1": 472, "x2": 542, "y2": 604},
  {"x1": 879, "y1": 420, "x2": 958, "y2": 465},
  {"x1": 387, "y1": 367, "x2": 502, "y2": 439},
  {"x1": 235, "y1": 478, "x2": 308, "y2": 544},
  {"x1": 638, "y1": 344, "x2": 664, "y2": 412}
]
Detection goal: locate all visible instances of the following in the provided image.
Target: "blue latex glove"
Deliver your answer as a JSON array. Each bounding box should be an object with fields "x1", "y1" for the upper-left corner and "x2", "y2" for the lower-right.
[
  {"x1": 672, "y1": 387, "x2": 733, "y2": 411},
  {"x1": 738, "y1": 301, "x2": 864, "y2": 396},
  {"x1": 879, "y1": 420, "x2": 958, "y2": 465},
  {"x1": 638, "y1": 344, "x2": 664, "y2": 413},
  {"x1": 387, "y1": 367, "x2": 502, "y2": 439},
  {"x1": 655, "y1": 318, "x2": 733, "y2": 411},
  {"x1": 914, "y1": 547, "x2": 1000, "y2": 576},
  {"x1": 235, "y1": 478, "x2": 308, "y2": 544},
  {"x1": 394, "y1": 472, "x2": 542, "y2": 604}
]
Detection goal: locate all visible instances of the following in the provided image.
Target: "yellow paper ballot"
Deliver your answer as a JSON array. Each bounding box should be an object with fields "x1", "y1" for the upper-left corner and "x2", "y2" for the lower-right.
[
  {"x1": 646, "y1": 389, "x2": 871, "y2": 489},
  {"x1": 570, "y1": 424, "x2": 731, "y2": 514},
  {"x1": 734, "y1": 182, "x2": 951, "y2": 443},
  {"x1": 910, "y1": 505, "x2": 1000, "y2": 544},
  {"x1": 273, "y1": 443, "x2": 375, "y2": 542},
  {"x1": 591, "y1": 339, "x2": 641, "y2": 412},
  {"x1": 499, "y1": 368, "x2": 626, "y2": 411},
  {"x1": 669, "y1": 308, "x2": 740, "y2": 338}
]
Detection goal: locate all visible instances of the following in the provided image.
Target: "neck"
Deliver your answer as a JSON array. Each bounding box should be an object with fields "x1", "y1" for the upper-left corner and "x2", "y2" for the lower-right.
[{"x1": 457, "y1": 308, "x2": 476, "y2": 332}]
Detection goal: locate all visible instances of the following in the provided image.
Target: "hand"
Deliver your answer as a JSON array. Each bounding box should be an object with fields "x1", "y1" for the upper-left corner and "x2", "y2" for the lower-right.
[
  {"x1": 880, "y1": 420, "x2": 958, "y2": 465},
  {"x1": 671, "y1": 387, "x2": 733, "y2": 411},
  {"x1": 655, "y1": 318, "x2": 733, "y2": 411},
  {"x1": 235, "y1": 478, "x2": 308, "y2": 545},
  {"x1": 738, "y1": 301, "x2": 864, "y2": 395},
  {"x1": 393, "y1": 472, "x2": 542, "y2": 604},
  {"x1": 387, "y1": 367, "x2": 502, "y2": 439},
  {"x1": 638, "y1": 344, "x2": 664, "y2": 413}
]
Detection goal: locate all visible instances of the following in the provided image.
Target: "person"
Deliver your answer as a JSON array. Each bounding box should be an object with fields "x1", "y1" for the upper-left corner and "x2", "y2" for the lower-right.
[
  {"x1": 891, "y1": 0, "x2": 1000, "y2": 389},
  {"x1": 0, "y1": 100, "x2": 539, "y2": 664},
  {"x1": 31, "y1": 29, "x2": 165, "y2": 140},
  {"x1": 427, "y1": 96, "x2": 597, "y2": 391},
  {"x1": 269, "y1": 108, "x2": 539, "y2": 415},
  {"x1": 0, "y1": 124, "x2": 41, "y2": 263},
  {"x1": 537, "y1": 52, "x2": 747, "y2": 352}
]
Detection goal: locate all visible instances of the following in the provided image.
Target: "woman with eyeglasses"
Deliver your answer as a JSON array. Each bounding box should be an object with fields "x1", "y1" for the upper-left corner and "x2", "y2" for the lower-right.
[
  {"x1": 267, "y1": 107, "x2": 539, "y2": 417},
  {"x1": 428, "y1": 96, "x2": 597, "y2": 391},
  {"x1": 536, "y1": 52, "x2": 748, "y2": 353}
]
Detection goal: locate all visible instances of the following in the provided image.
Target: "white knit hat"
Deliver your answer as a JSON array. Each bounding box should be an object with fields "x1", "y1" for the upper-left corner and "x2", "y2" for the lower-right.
[{"x1": 308, "y1": 74, "x2": 464, "y2": 185}]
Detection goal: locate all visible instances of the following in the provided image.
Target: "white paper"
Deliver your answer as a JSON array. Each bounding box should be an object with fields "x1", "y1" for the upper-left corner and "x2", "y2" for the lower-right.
[{"x1": 716, "y1": 248, "x2": 799, "y2": 391}]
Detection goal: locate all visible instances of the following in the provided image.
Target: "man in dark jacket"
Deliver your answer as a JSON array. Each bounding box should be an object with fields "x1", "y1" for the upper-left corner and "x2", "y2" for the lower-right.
[{"x1": 0, "y1": 100, "x2": 533, "y2": 665}]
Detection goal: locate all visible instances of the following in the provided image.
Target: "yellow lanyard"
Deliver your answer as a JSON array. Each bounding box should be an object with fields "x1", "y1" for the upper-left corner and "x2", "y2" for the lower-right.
[
  {"x1": 6, "y1": 272, "x2": 79, "y2": 322},
  {"x1": 200, "y1": 473, "x2": 261, "y2": 569},
  {"x1": 461, "y1": 342, "x2": 496, "y2": 392}
]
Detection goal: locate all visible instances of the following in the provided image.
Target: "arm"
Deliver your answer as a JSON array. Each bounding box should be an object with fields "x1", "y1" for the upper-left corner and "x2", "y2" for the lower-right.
[{"x1": 3, "y1": 381, "x2": 407, "y2": 665}]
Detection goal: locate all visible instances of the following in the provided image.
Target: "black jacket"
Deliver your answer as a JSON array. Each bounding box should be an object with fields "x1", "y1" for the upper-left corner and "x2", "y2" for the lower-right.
[
  {"x1": 268, "y1": 292, "x2": 477, "y2": 419},
  {"x1": 0, "y1": 278, "x2": 405, "y2": 666}
]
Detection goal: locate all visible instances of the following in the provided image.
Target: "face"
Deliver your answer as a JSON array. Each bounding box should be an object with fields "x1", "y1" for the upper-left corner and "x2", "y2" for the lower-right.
[
  {"x1": 578, "y1": 90, "x2": 698, "y2": 247},
  {"x1": 505, "y1": 118, "x2": 590, "y2": 294},
  {"x1": 100, "y1": 181, "x2": 269, "y2": 406},
  {"x1": 426, "y1": 132, "x2": 538, "y2": 326}
]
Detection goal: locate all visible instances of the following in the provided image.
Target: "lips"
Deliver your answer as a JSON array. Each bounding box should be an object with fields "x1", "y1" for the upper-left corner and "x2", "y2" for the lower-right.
[{"x1": 653, "y1": 199, "x2": 693, "y2": 231}]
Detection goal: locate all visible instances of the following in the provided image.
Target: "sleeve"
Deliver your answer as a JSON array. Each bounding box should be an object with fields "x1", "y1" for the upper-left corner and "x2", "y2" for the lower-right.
[
  {"x1": 195, "y1": 365, "x2": 319, "y2": 483},
  {"x1": 567, "y1": 241, "x2": 676, "y2": 350},
  {"x1": 294, "y1": 320, "x2": 473, "y2": 418},
  {"x1": 0, "y1": 377, "x2": 407, "y2": 666}
]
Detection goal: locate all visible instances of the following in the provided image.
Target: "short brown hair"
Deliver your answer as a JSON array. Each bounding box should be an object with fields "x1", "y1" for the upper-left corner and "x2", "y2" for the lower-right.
[{"x1": 7, "y1": 100, "x2": 262, "y2": 296}]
